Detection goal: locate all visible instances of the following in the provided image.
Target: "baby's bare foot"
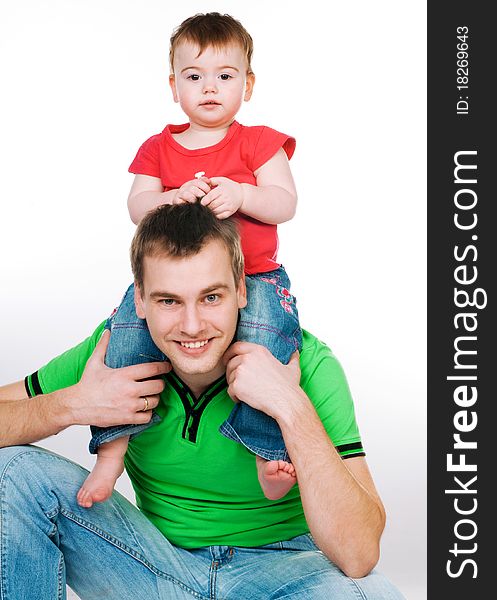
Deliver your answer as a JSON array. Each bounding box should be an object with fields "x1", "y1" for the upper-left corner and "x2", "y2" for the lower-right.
[
  {"x1": 256, "y1": 456, "x2": 297, "y2": 500},
  {"x1": 77, "y1": 456, "x2": 124, "y2": 508}
]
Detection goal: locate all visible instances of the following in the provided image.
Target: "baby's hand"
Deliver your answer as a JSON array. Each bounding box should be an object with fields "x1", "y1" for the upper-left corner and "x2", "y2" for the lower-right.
[
  {"x1": 201, "y1": 177, "x2": 244, "y2": 219},
  {"x1": 173, "y1": 177, "x2": 212, "y2": 204}
]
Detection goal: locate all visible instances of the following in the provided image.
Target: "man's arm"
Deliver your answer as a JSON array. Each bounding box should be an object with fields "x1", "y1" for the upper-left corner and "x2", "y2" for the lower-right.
[
  {"x1": 0, "y1": 330, "x2": 169, "y2": 448},
  {"x1": 279, "y1": 391, "x2": 385, "y2": 578},
  {"x1": 223, "y1": 342, "x2": 385, "y2": 578}
]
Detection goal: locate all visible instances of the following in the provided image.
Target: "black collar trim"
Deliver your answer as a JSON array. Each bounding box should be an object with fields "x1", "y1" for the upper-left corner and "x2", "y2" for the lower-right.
[{"x1": 165, "y1": 372, "x2": 228, "y2": 442}]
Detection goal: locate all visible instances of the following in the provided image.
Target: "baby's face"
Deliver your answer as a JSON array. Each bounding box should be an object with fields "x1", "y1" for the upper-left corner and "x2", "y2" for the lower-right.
[{"x1": 169, "y1": 42, "x2": 254, "y2": 130}]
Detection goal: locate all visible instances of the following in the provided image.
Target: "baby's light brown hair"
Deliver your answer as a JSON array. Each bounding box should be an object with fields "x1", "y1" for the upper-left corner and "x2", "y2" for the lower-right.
[{"x1": 169, "y1": 12, "x2": 254, "y2": 75}]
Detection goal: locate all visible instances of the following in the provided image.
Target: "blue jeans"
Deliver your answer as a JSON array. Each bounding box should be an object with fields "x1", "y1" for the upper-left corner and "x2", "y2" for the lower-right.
[
  {"x1": 0, "y1": 446, "x2": 405, "y2": 599},
  {"x1": 90, "y1": 267, "x2": 302, "y2": 461}
]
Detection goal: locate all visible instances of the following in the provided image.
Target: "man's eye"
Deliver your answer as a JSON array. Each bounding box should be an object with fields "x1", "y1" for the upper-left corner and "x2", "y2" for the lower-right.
[
  {"x1": 205, "y1": 294, "x2": 219, "y2": 303},
  {"x1": 219, "y1": 73, "x2": 232, "y2": 81},
  {"x1": 161, "y1": 299, "x2": 176, "y2": 306},
  {"x1": 188, "y1": 74, "x2": 201, "y2": 81}
]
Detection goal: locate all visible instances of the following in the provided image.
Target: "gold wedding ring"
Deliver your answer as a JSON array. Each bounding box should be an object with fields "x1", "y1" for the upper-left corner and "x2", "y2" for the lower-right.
[{"x1": 142, "y1": 397, "x2": 149, "y2": 412}]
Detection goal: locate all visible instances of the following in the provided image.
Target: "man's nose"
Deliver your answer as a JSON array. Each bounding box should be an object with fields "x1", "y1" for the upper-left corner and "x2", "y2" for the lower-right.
[{"x1": 180, "y1": 305, "x2": 206, "y2": 336}]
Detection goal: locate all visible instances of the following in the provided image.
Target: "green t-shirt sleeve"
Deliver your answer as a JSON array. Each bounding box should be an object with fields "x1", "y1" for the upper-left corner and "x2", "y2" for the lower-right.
[
  {"x1": 24, "y1": 322, "x2": 107, "y2": 396},
  {"x1": 299, "y1": 330, "x2": 365, "y2": 458}
]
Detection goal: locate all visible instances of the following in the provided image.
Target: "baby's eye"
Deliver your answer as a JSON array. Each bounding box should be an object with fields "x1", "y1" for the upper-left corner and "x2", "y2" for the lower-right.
[
  {"x1": 188, "y1": 74, "x2": 201, "y2": 81},
  {"x1": 219, "y1": 73, "x2": 232, "y2": 81}
]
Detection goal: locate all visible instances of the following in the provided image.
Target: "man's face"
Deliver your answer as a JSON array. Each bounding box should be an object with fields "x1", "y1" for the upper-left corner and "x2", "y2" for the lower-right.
[
  {"x1": 135, "y1": 239, "x2": 246, "y2": 391},
  {"x1": 169, "y1": 42, "x2": 254, "y2": 130}
]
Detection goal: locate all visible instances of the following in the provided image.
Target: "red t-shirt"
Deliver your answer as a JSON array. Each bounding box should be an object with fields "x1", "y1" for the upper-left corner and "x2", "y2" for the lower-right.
[{"x1": 129, "y1": 121, "x2": 295, "y2": 274}]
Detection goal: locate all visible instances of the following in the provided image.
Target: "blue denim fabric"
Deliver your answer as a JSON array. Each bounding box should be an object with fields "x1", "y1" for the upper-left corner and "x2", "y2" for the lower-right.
[
  {"x1": 90, "y1": 268, "x2": 302, "y2": 461},
  {"x1": 219, "y1": 267, "x2": 302, "y2": 461},
  {"x1": 89, "y1": 284, "x2": 165, "y2": 454},
  {"x1": 0, "y1": 446, "x2": 406, "y2": 600}
]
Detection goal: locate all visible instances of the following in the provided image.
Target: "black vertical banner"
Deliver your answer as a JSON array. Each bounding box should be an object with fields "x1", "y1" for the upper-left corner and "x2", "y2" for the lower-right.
[{"x1": 428, "y1": 3, "x2": 494, "y2": 598}]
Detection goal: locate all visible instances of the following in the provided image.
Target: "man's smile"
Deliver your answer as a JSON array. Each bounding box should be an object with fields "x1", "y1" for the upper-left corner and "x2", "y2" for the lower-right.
[
  {"x1": 174, "y1": 338, "x2": 214, "y2": 356},
  {"x1": 180, "y1": 339, "x2": 209, "y2": 349}
]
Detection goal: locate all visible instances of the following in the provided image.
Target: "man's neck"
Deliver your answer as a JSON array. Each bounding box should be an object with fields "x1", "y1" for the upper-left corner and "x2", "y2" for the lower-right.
[{"x1": 172, "y1": 365, "x2": 226, "y2": 398}]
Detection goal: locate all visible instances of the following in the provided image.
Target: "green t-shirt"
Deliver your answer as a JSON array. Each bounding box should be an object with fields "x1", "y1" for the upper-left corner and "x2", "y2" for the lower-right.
[{"x1": 26, "y1": 325, "x2": 364, "y2": 548}]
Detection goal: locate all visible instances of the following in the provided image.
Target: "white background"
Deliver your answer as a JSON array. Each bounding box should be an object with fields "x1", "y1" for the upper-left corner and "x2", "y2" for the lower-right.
[{"x1": 0, "y1": 1, "x2": 426, "y2": 598}]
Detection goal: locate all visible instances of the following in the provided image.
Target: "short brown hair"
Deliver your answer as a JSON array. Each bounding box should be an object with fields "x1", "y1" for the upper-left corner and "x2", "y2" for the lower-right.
[
  {"x1": 131, "y1": 202, "x2": 245, "y2": 290},
  {"x1": 169, "y1": 12, "x2": 254, "y2": 74}
]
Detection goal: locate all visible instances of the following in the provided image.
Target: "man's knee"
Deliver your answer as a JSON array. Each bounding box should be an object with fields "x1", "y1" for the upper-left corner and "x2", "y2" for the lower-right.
[
  {"x1": 279, "y1": 562, "x2": 405, "y2": 600},
  {"x1": 0, "y1": 446, "x2": 49, "y2": 514},
  {"x1": 0, "y1": 445, "x2": 87, "y2": 521},
  {"x1": 0, "y1": 445, "x2": 79, "y2": 491},
  {"x1": 0, "y1": 445, "x2": 41, "y2": 475}
]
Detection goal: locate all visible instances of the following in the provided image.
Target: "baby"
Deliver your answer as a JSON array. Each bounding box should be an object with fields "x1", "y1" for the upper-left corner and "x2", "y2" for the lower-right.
[{"x1": 77, "y1": 12, "x2": 302, "y2": 508}]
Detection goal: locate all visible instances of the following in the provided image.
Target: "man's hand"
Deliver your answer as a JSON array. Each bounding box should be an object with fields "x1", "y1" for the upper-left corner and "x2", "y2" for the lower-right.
[
  {"x1": 200, "y1": 177, "x2": 244, "y2": 219},
  {"x1": 223, "y1": 342, "x2": 301, "y2": 419},
  {"x1": 173, "y1": 177, "x2": 212, "y2": 204},
  {"x1": 71, "y1": 330, "x2": 171, "y2": 426}
]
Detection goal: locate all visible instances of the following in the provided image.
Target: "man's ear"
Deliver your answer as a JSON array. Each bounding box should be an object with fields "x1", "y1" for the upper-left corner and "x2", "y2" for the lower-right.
[
  {"x1": 169, "y1": 74, "x2": 179, "y2": 103},
  {"x1": 237, "y1": 276, "x2": 247, "y2": 309},
  {"x1": 244, "y1": 73, "x2": 255, "y2": 102},
  {"x1": 134, "y1": 283, "x2": 146, "y2": 319}
]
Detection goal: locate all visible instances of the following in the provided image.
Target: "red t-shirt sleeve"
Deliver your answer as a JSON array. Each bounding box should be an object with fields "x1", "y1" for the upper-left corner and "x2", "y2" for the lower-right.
[
  {"x1": 128, "y1": 134, "x2": 161, "y2": 178},
  {"x1": 251, "y1": 126, "x2": 296, "y2": 172}
]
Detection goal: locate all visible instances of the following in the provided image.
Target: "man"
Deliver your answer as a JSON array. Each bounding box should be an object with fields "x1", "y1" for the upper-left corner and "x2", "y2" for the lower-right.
[{"x1": 0, "y1": 203, "x2": 404, "y2": 599}]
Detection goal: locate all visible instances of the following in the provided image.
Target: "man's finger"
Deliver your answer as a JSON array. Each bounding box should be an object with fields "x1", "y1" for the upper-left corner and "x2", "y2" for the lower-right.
[
  {"x1": 287, "y1": 350, "x2": 301, "y2": 375},
  {"x1": 227, "y1": 384, "x2": 240, "y2": 403},
  {"x1": 132, "y1": 410, "x2": 155, "y2": 424},
  {"x1": 288, "y1": 350, "x2": 300, "y2": 365},
  {"x1": 225, "y1": 355, "x2": 244, "y2": 383},
  {"x1": 135, "y1": 393, "x2": 160, "y2": 413},
  {"x1": 91, "y1": 329, "x2": 111, "y2": 363},
  {"x1": 134, "y1": 378, "x2": 166, "y2": 397},
  {"x1": 124, "y1": 360, "x2": 171, "y2": 381},
  {"x1": 223, "y1": 341, "x2": 259, "y2": 364}
]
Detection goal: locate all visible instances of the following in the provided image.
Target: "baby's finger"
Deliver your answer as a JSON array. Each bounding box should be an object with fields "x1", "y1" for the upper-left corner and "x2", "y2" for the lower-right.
[
  {"x1": 181, "y1": 192, "x2": 197, "y2": 203},
  {"x1": 193, "y1": 181, "x2": 211, "y2": 195},
  {"x1": 201, "y1": 190, "x2": 218, "y2": 206},
  {"x1": 215, "y1": 210, "x2": 234, "y2": 220}
]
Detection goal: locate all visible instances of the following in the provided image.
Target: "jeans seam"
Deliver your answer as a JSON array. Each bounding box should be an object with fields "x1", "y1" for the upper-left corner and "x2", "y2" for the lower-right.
[
  {"x1": 237, "y1": 320, "x2": 300, "y2": 349},
  {"x1": 347, "y1": 577, "x2": 369, "y2": 600},
  {"x1": 59, "y1": 509, "x2": 208, "y2": 599},
  {"x1": 57, "y1": 553, "x2": 65, "y2": 600},
  {"x1": 0, "y1": 448, "x2": 58, "y2": 600},
  {"x1": 313, "y1": 546, "x2": 369, "y2": 600},
  {"x1": 111, "y1": 323, "x2": 148, "y2": 330},
  {"x1": 209, "y1": 560, "x2": 217, "y2": 600},
  {"x1": 89, "y1": 418, "x2": 159, "y2": 453},
  {"x1": 268, "y1": 569, "x2": 340, "y2": 599},
  {"x1": 219, "y1": 422, "x2": 289, "y2": 461}
]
